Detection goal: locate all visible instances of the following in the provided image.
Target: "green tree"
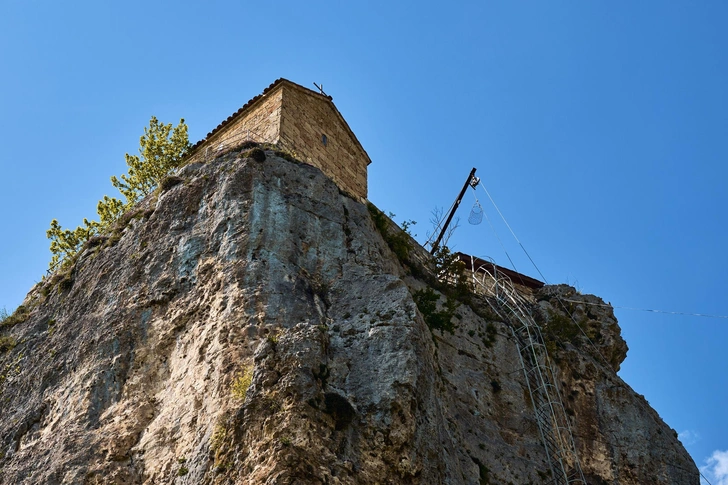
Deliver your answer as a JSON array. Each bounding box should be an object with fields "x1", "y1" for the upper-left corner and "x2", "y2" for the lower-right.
[
  {"x1": 47, "y1": 117, "x2": 189, "y2": 270},
  {"x1": 96, "y1": 195, "x2": 126, "y2": 230},
  {"x1": 46, "y1": 218, "x2": 97, "y2": 270},
  {"x1": 111, "y1": 116, "x2": 190, "y2": 205}
]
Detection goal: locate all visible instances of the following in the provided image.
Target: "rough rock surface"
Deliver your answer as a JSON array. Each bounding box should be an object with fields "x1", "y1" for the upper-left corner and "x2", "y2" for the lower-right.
[{"x1": 0, "y1": 149, "x2": 698, "y2": 484}]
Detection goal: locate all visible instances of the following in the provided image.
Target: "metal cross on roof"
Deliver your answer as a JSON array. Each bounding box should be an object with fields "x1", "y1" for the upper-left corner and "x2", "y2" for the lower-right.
[{"x1": 313, "y1": 82, "x2": 328, "y2": 97}]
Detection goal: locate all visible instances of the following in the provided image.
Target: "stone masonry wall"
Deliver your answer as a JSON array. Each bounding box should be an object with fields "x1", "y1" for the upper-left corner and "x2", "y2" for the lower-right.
[
  {"x1": 185, "y1": 81, "x2": 369, "y2": 201},
  {"x1": 186, "y1": 88, "x2": 283, "y2": 164},
  {"x1": 278, "y1": 86, "x2": 369, "y2": 201}
]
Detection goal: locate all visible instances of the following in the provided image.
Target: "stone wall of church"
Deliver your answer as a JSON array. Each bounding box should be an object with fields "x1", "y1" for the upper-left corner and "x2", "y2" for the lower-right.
[
  {"x1": 186, "y1": 88, "x2": 283, "y2": 164},
  {"x1": 278, "y1": 87, "x2": 369, "y2": 201},
  {"x1": 186, "y1": 82, "x2": 369, "y2": 201}
]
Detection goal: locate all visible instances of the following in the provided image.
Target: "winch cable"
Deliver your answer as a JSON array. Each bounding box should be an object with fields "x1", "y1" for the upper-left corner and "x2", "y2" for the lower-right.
[
  {"x1": 463, "y1": 176, "x2": 714, "y2": 484},
  {"x1": 561, "y1": 299, "x2": 728, "y2": 320},
  {"x1": 478, "y1": 183, "x2": 548, "y2": 284},
  {"x1": 477, "y1": 182, "x2": 613, "y2": 372},
  {"x1": 480, "y1": 196, "x2": 521, "y2": 280}
]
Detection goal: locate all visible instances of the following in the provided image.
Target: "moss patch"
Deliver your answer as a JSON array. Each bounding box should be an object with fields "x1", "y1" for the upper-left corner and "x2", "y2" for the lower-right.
[{"x1": 231, "y1": 365, "x2": 254, "y2": 401}]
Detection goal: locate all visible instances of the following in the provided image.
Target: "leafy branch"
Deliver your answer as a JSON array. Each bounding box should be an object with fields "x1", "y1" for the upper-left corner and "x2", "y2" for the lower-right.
[{"x1": 46, "y1": 117, "x2": 190, "y2": 271}]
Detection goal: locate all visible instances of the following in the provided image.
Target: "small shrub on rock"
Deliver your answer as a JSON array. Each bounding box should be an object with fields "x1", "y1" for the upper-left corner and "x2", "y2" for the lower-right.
[
  {"x1": 1, "y1": 305, "x2": 29, "y2": 328},
  {"x1": 58, "y1": 273, "x2": 74, "y2": 293},
  {"x1": 244, "y1": 148, "x2": 266, "y2": 162},
  {"x1": 237, "y1": 140, "x2": 259, "y2": 150},
  {"x1": 159, "y1": 175, "x2": 184, "y2": 193},
  {"x1": 366, "y1": 203, "x2": 416, "y2": 263},
  {"x1": 413, "y1": 287, "x2": 456, "y2": 334},
  {"x1": 0, "y1": 336, "x2": 17, "y2": 353},
  {"x1": 84, "y1": 235, "x2": 108, "y2": 249},
  {"x1": 272, "y1": 149, "x2": 298, "y2": 163}
]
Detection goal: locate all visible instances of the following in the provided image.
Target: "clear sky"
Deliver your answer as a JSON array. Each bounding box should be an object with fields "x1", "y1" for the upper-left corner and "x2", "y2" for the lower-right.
[{"x1": 1, "y1": 1, "x2": 726, "y2": 482}]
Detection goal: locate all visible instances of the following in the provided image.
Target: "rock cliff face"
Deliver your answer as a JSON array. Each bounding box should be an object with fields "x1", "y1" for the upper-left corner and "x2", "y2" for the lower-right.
[{"x1": 0, "y1": 149, "x2": 698, "y2": 484}]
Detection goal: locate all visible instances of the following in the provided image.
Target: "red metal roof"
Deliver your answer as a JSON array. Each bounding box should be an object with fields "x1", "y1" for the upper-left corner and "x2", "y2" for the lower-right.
[{"x1": 457, "y1": 252, "x2": 545, "y2": 290}]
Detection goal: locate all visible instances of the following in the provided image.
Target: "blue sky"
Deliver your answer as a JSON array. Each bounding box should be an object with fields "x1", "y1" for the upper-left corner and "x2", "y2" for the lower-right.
[{"x1": 1, "y1": 1, "x2": 726, "y2": 481}]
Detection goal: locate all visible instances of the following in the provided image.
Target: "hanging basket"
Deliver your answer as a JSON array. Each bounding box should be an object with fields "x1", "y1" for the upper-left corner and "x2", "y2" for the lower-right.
[{"x1": 469, "y1": 201, "x2": 484, "y2": 225}]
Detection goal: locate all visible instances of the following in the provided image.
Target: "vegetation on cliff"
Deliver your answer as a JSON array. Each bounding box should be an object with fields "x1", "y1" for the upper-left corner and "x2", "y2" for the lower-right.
[
  {"x1": 366, "y1": 202, "x2": 477, "y2": 336},
  {"x1": 0, "y1": 149, "x2": 698, "y2": 484},
  {"x1": 46, "y1": 117, "x2": 190, "y2": 271}
]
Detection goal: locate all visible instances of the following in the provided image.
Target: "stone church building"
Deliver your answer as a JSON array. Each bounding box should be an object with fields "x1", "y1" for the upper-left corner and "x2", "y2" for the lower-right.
[{"x1": 186, "y1": 78, "x2": 371, "y2": 201}]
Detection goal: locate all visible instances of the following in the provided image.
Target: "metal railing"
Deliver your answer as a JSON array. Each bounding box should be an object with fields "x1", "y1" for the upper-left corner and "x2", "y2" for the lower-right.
[{"x1": 468, "y1": 256, "x2": 586, "y2": 485}]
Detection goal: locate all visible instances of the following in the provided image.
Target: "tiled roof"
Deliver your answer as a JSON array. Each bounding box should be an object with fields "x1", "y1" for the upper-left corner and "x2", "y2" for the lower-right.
[{"x1": 187, "y1": 78, "x2": 371, "y2": 165}]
